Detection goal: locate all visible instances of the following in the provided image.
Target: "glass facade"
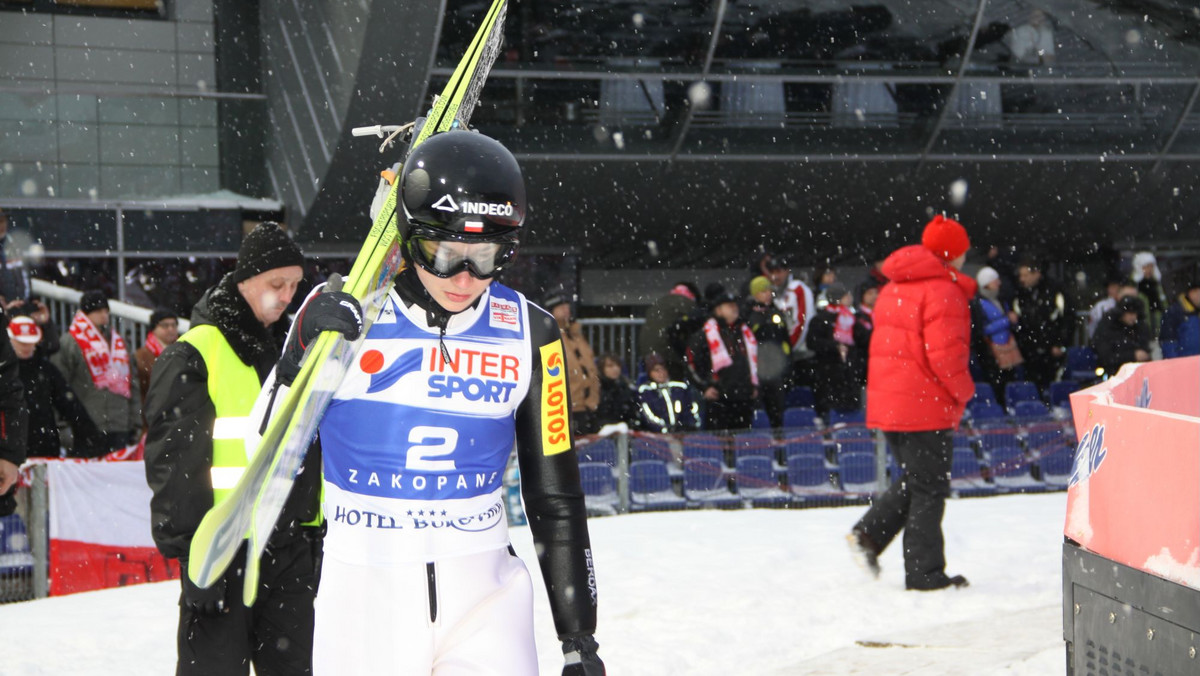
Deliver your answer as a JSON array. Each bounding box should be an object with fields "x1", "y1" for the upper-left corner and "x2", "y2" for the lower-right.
[{"x1": 434, "y1": 1, "x2": 1200, "y2": 162}]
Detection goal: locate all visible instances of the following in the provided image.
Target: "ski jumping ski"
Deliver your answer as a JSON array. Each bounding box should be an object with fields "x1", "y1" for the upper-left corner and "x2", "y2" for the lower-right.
[{"x1": 186, "y1": 0, "x2": 510, "y2": 606}]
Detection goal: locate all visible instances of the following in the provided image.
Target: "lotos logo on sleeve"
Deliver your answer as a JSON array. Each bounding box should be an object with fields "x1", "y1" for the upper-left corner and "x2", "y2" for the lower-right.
[{"x1": 539, "y1": 340, "x2": 572, "y2": 455}]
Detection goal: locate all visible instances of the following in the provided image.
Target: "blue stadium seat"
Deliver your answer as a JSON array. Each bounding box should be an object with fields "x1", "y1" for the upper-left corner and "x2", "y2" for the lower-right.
[
  {"x1": 578, "y1": 462, "x2": 619, "y2": 515},
  {"x1": 682, "y1": 459, "x2": 741, "y2": 508},
  {"x1": 1004, "y1": 381, "x2": 1041, "y2": 406},
  {"x1": 782, "y1": 438, "x2": 824, "y2": 460},
  {"x1": 835, "y1": 439, "x2": 875, "y2": 460},
  {"x1": 970, "y1": 382, "x2": 997, "y2": 405},
  {"x1": 784, "y1": 386, "x2": 815, "y2": 409},
  {"x1": 1010, "y1": 400, "x2": 1053, "y2": 424},
  {"x1": 837, "y1": 452, "x2": 877, "y2": 492},
  {"x1": 952, "y1": 432, "x2": 973, "y2": 449},
  {"x1": 827, "y1": 408, "x2": 866, "y2": 426},
  {"x1": 978, "y1": 431, "x2": 1035, "y2": 487},
  {"x1": 750, "y1": 408, "x2": 772, "y2": 429},
  {"x1": 734, "y1": 456, "x2": 790, "y2": 506},
  {"x1": 786, "y1": 455, "x2": 835, "y2": 498},
  {"x1": 950, "y1": 446, "x2": 992, "y2": 495},
  {"x1": 732, "y1": 431, "x2": 777, "y2": 466},
  {"x1": 831, "y1": 426, "x2": 873, "y2": 442},
  {"x1": 576, "y1": 438, "x2": 618, "y2": 467},
  {"x1": 968, "y1": 401, "x2": 1010, "y2": 430},
  {"x1": 631, "y1": 435, "x2": 674, "y2": 463},
  {"x1": 1047, "y1": 380, "x2": 1080, "y2": 410},
  {"x1": 1026, "y1": 427, "x2": 1074, "y2": 486},
  {"x1": 0, "y1": 514, "x2": 34, "y2": 578},
  {"x1": 782, "y1": 406, "x2": 819, "y2": 429},
  {"x1": 628, "y1": 460, "x2": 687, "y2": 511},
  {"x1": 681, "y1": 434, "x2": 727, "y2": 468},
  {"x1": 1065, "y1": 346, "x2": 1099, "y2": 383}
]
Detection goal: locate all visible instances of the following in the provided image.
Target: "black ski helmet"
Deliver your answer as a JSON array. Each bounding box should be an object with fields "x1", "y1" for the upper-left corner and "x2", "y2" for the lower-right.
[{"x1": 399, "y1": 130, "x2": 526, "y2": 241}]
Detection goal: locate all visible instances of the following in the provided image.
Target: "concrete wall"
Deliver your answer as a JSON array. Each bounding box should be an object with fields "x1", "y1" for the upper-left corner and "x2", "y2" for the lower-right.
[{"x1": 0, "y1": 1, "x2": 219, "y2": 200}]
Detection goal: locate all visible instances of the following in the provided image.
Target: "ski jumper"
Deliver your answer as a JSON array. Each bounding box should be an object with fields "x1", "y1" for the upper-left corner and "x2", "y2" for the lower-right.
[{"x1": 313, "y1": 279, "x2": 598, "y2": 675}]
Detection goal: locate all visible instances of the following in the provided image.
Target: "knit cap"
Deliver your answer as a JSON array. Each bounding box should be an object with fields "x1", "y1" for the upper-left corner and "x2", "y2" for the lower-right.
[
  {"x1": 921, "y1": 215, "x2": 970, "y2": 261},
  {"x1": 80, "y1": 290, "x2": 109, "y2": 314},
  {"x1": 749, "y1": 276, "x2": 772, "y2": 296},
  {"x1": 233, "y1": 222, "x2": 304, "y2": 282}
]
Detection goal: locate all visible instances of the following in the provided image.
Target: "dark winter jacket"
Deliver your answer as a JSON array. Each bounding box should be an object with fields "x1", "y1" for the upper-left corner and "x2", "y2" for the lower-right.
[
  {"x1": 143, "y1": 273, "x2": 321, "y2": 560},
  {"x1": 0, "y1": 327, "x2": 27, "y2": 470},
  {"x1": 51, "y1": 324, "x2": 141, "y2": 438},
  {"x1": 1013, "y1": 276, "x2": 1074, "y2": 359},
  {"x1": 596, "y1": 375, "x2": 639, "y2": 427},
  {"x1": 636, "y1": 380, "x2": 701, "y2": 433},
  {"x1": 866, "y1": 245, "x2": 976, "y2": 432},
  {"x1": 1160, "y1": 293, "x2": 1200, "y2": 357},
  {"x1": 17, "y1": 351, "x2": 105, "y2": 458},
  {"x1": 1091, "y1": 310, "x2": 1150, "y2": 376},
  {"x1": 685, "y1": 318, "x2": 757, "y2": 402},
  {"x1": 806, "y1": 305, "x2": 869, "y2": 414},
  {"x1": 742, "y1": 298, "x2": 790, "y2": 383}
]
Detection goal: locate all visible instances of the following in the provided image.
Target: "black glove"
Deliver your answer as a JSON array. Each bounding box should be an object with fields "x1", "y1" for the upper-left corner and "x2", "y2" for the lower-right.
[
  {"x1": 179, "y1": 559, "x2": 228, "y2": 616},
  {"x1": 277, "y1": 289, "x2": 363, "y2": 386},
  {"x1": 562, "y1": 635, "x2": 605, "y2": 676}
]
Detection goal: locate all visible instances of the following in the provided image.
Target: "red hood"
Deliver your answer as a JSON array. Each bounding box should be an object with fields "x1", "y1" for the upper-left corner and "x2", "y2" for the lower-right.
[{"x1": 881, "y1": 245, "x2": 977, "y2": 297}]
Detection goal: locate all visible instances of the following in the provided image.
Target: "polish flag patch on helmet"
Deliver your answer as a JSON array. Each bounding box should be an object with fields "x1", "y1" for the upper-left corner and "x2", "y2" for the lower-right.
[{"x1": 464, "y1": 220, "x2": 484, "y2": 233}]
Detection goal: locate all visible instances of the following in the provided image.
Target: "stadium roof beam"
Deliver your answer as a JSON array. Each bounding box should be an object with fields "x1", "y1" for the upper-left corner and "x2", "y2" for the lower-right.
[
  {"x1": 918, "y1": 0, "x2": 990, "y2": 171},
  {"x1": 667, "y1": 0, "x2": 728, "y2": 164},
  {"x1": 1152, "y1": 81, "x2": 1200, "y2": 174}
]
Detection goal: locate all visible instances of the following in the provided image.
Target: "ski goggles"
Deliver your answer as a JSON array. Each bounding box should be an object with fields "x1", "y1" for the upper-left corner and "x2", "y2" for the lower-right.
[{"x1": 406, "y1": 233, "x2": 518, "y2": 279}]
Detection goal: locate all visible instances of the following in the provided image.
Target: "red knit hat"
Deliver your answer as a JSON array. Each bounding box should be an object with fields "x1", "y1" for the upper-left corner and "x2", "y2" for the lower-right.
[{"x1": 921, "y1": 215, "x2": 970, "y2": 261}]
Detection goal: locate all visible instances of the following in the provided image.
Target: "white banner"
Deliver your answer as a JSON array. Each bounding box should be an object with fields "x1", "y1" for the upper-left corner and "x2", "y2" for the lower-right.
[{"x1": 47, "y1": 461, "x2": 155, "y2": 547}]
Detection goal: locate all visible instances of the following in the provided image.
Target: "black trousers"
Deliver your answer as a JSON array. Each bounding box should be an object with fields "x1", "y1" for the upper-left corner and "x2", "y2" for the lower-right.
[
  {"x1": 854, "y1": 429, "x2": 953, "y2": 588},
  {"x1": 177, "y1": 535, "x2": 317, "y2": 676}
]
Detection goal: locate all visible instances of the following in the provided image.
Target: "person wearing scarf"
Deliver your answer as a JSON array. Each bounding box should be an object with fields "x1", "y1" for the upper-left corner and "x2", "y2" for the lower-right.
[
  {"x1": 806, "y1": 283, "x2": 869, "y2": 418},
  {"x1": 134, "y1": 306, "x2": 179, "y2": 408},
  {"x1": 52, "y1": 289, "x2": 141, "y2": 452},
  {"x1": 685, "y1": 285, "x2": 758, "y2": 431}
]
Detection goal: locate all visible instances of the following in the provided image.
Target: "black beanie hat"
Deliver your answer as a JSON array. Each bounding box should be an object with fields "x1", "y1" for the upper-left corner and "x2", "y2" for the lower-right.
[
  {"x1": 80, "y1": 290, "x2": 109, "y2": 314},
  {"x1": 149, "y1": 306, "x2": 177, "y2": 329},
  {"x1": 233, "y1": 222, "x2": 304, "y2": 282}
]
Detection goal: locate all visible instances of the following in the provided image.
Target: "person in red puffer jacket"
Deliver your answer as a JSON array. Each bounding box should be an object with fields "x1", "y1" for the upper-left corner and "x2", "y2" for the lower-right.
[{"x1": 847, "y1": 215, "x2": 977, "y2": 591}]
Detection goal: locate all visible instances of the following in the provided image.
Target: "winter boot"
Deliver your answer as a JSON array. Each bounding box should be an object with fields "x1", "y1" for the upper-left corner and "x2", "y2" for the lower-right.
[
  {"x1": 846, "y1": 528, "x2": 881, "y2": 579},
  {"x1": 906, "y1": 573, "x2": 969, "y2": 591}
]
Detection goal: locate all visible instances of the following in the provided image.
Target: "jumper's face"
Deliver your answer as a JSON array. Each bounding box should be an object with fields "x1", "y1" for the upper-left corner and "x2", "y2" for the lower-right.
[
  {"x1": 239, "y1": 266, "x2": 303, "y2": 327},
  {"x1": 415, "y1": 265, "x2": 491, "y2": 314}
]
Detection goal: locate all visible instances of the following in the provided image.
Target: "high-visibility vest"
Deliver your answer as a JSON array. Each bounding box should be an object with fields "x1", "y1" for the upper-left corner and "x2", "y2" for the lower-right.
[{"x1": 178, "y1": 324, "x2": 261, "y2": 506}]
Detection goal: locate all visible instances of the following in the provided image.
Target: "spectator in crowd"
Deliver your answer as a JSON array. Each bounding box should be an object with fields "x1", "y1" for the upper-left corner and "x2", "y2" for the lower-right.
[
  {"x1": 848, "y1": 215, "x2": 975, "y2": 592},
  {"x1": 9, "y1": 316, "x2": 105, "y2": 458},
  {"x1": 52, "y1": 289, "x2": 141, "y2": 453},
  {"x1": 687, "y1": 285, "x2": 759, "y2": 431},
  {"x1": 0, "y1": 313, "x2": 27, "y2": 516},
  {"x1": 1160, "y1": 277, "x2": 1200, "y2": 357},
  {"x1": 1012, "y1": 255, "x2": 1074, "y2": 396},
  {"x1": 813, "y1": 265, "x2": 838, "y2": 308},
  {"x1": 1006, "y1": 8, "x2": 1055, "y2": 65},
  {"x1": 596, "y1": 353, "x2": 639, "y2": 429},
  {"x1": 143, "y1": 222, "x2": 322, "y2": 675},
  {"x1": 853, "y1": 279, "x2": 879, "y2": 382},
  {"x1": 743, "y1": 275, "x2": 790, "y2": 428},
  {"x1": 637, "y1": 353, "x2": 702, "y2": 433},
  {"x1": 1086, "y1": 277, "x2": 1124, "y2": 340},
  {"x1": 806, "y1": 283, "x2": 868, "y2": 417},
  {"x1": 866, "y1": 256, "x2": 889, "y2": 286},
  {"x1": 545, "y1": 286, "x2": 601, "y2": 435},
  {"x1": 1130, "y1": 251, "x2": 1168, "y2": 339},
  {"x1": 135, "y1": 307, "x2": 179, "y2": 406},
  {"x1": 982, "y1": 244, "x2": 1019, "y2": 306},
  {"x1": 764, "y1": 255, "x2": 816, "y2": 350},
  {"x1": 1091, "y1": 295, "x2": 1151, "y2": 377},
  {"x1": 638, "y1": 281, "x2": 702, "y2": 382},
  {"x1": 0, "y1": 207, "x2": 32, "y2": 313},
  {"x1": 971, "y1": 266, "x2": 1022, "y2": 407}
]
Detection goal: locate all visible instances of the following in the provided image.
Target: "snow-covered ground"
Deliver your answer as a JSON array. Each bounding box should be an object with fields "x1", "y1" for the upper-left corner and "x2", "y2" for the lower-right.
[{"x1": 1, "y1": 492, "x2": 1067, "y2": 675}]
